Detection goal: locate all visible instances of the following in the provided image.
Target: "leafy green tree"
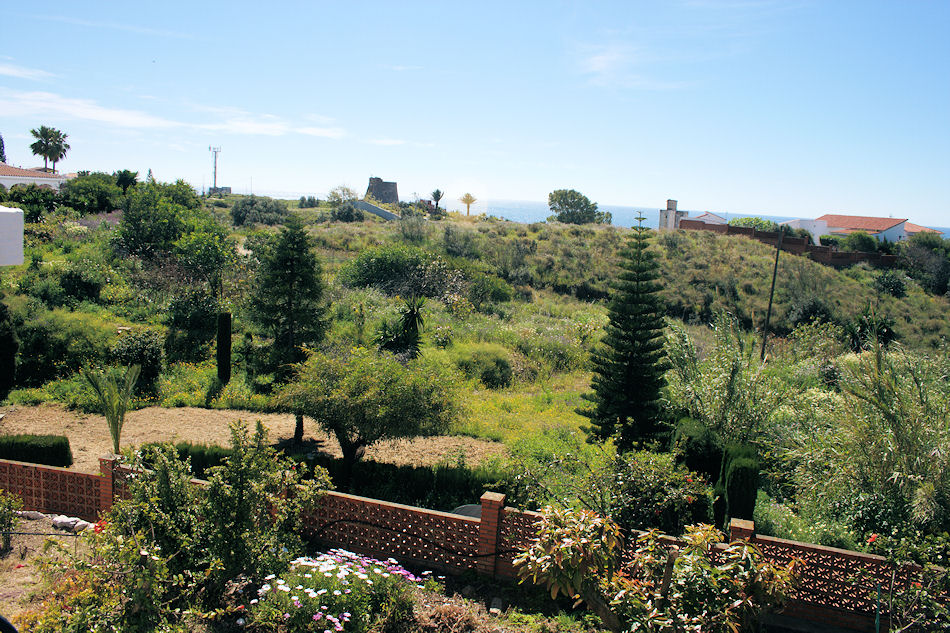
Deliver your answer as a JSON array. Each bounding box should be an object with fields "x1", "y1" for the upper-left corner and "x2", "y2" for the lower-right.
[
  {"x1": 173, "y1": 218, "x2": 236, "y2": 295},
  {"x1": 247, "y1": 214, "x2": 328, "y2": 378},
  {"x1": 0, "y1": 297, "x2": 17, "y2": 399},
  {"x1": 0, "y1": 133, "x2": 6, "y2": 163},
  {"x1": 82, "y1": 365, "x2": 141, "y2": 454},
  {"x1": 113, "y1": 170, "x2": 138, "y2": 195},
  {"x1": 115, "y1": 184, "x2": 187, "y2": 257},
  {"x1": 728, "y1": 216, "x2": 779, "y2": 232},
  {"x1": 6, "y1": 183, "x2": 57, "y2": 222},
  {"x1": 29, "y1": 125, "x2": 59, "y2": 170},
  {"x1": 579, "y1": 216, "x2": 666, "y2": 450},
  {"x1": 279, "y1": 348, "x2": 458, "y2": 484},
  {"x1": 326, "y1": 185, "x2": 358, "y2": 208},
  {"x1": 547, "y1": 189, "x2": 611, "y2": 225},
  {"x1": 60, "y1": 172, "x2": 122, "y2": 215},
  {"x1": 841, "y1": 231, "x2": 878, "y2": 253},
  {"x1": 230, "y1": 194, "x2": 288, "y2": 225},
  {"x1": 431, "y1": 188, "x2": 444, "y2": 209}
]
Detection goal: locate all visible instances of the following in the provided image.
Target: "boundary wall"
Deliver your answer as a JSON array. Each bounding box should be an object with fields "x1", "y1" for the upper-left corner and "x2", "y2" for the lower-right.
[
  {"x1": 1, "y1": 456, "x2": 915, "y2": 631},
  {"x1": 678, "y1": 219, "x2": 897, "y2": 268}
]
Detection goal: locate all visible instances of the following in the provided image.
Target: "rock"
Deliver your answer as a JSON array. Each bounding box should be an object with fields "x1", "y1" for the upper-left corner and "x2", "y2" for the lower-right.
[
  {"x1": 460, "y1": 585, "x2": 475, "y2": 598},
  {"x1": 489, "y1": 597, "x2": 504, "y2": 615},
  {"x1": 17, "y1": 510, "x2": 47, "y2": 521},
  {"x1": 73, "y1": 520, "x2": 93, "y2": 532},
  {"x1": 52, "y1": 515, "x2": 79, "y2": 531}
]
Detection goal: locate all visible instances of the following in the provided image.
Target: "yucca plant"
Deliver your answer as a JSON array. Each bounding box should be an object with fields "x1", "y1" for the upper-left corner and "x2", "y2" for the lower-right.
[{"x1": 82, "y1": 365, "x2": 141, "y2": 454}]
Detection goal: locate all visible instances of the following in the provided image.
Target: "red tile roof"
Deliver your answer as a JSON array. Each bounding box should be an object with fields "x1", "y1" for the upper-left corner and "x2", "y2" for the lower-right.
[
  {"x1": 816, "y1": 214, "x2": 906, "y2": 232},
  {"x1": 0, "y1": 163, "x2": 65, "y2": 179},
  {"x1": 904, "y1": 222, "x2": 942, "y2": 235}
]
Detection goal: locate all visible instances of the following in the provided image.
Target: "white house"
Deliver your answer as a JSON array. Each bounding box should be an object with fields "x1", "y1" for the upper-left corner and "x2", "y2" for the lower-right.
[
  {"x1": 0, "y1": 163, "x2": 68, "y2": 191},
  {"x1": 692, "y1": 211, "x2": 727, "y2": 225},
  {"x1": 816, "y1": 214, "x2": 908, "y2": 242},
  {"x1": 780, "y1": 219, "x2": 828, "y2": 245},
  {"x1": 0, "y1": 205, "x2": 24, "y2": 266}
]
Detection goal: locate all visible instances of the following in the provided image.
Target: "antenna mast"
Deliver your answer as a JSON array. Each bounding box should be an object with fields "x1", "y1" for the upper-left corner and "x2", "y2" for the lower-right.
[{"x1": 209, "y1": 146, "x2": 221, "y2": 189}]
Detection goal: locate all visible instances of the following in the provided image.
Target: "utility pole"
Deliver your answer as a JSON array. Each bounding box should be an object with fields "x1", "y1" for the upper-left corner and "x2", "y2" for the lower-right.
[
  {"x1": 760, "y1": 229, "x2": 784, "y2": 361},
  {"x1": 209, "y1": 146, "x2": 221, "y2": 190}
]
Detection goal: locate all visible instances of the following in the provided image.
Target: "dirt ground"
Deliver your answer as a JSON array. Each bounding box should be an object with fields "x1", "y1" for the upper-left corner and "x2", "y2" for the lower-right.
[
  {"x1": 0, "y1": 523, "x2": 79, "y2": 621},
  {"x1": 0, "y1": 404, "x2": 507, "y2": 474}
]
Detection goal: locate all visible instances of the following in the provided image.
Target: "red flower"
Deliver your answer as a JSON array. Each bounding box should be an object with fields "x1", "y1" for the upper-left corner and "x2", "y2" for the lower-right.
[
  {"x1": 93, "y1": 519, "x2": 108, "y2": 534},
  {"x1": 685, "y1": 476, "x2": 693, "y2": 483},
  {"x1": 686, "y1": 496, "x2": 695, "y2": 504},
  {"x1": 868, "y1": 533, "x2": 878, "y2": 543}
]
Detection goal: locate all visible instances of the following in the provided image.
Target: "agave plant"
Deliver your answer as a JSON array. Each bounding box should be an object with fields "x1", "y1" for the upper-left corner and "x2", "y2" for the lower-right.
[{"x1": 82, "y1": 365, "x2": 141, "y2": 454}]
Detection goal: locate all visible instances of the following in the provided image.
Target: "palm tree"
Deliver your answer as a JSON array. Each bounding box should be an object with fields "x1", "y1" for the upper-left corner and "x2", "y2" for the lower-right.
[
  {"x1": 431, "y1": 189, "x2": 444, "y2": 210},
  {"x1": 459, "y1": 192, "x2": 477, "y2": 216},
  {"x1": 49, "y1": 129, "x2": 70, "y2": 173},
  {"x1": 82, "y1": 365, "x2": 141, "y2": 454},
  {"x1": 29, "y1": 126, "x2": 69, "y2": 172}
]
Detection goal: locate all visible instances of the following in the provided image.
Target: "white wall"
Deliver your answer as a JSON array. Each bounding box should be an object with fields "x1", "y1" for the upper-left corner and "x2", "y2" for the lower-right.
[
  {"x1": 878, "y1": 222, "x2": 908, "y2": 242},
  {"x1": 0, "y1": 206, "x2": 24, "y2": 266},
  {"x1": 0, "y1": 174, "x2": 67, "y2": 191},
  {"x1": 781, "y1": 219, "x2": 828, "y2": 245}
]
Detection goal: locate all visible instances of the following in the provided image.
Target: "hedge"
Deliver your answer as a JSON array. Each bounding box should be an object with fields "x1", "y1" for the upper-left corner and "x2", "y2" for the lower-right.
[{"x1": 0, "y1": 434, "x2": 74, "y2": 467}]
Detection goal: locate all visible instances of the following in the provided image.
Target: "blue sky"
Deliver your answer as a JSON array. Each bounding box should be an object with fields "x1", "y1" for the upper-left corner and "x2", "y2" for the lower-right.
[{"x1": 1, "y1": 1, "x2": 948, "y2": 225}]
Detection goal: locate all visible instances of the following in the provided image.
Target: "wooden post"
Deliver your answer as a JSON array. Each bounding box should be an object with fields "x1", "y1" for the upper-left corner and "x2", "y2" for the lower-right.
[
  {"x1": 477, "y1": 492, "x2": 506, "y2": 578},
  {"x1": 99, "y1": 455, "x2": 116, "y2": 516},
  {"x1": 217, "y1": 312, "x2": 231, "y2": 384},
  {"x1": 730, "y1": 517, "x2": 755, "y2": 541}
]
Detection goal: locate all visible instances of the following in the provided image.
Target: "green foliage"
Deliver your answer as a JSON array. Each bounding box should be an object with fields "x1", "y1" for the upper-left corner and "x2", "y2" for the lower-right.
[
  {"x1": 786, "y1": 295, "x2": 835, "y2": 327},
  {"x1": 82, "y1": 364, "x2": 140, "y2": 453},
  {"x1": 330, "y1": 200, "x2": 365, "y2": 222},
  {"x1": 60, "y1": 172, "x2": 122, "y2": 215},
  {"x1": 841, "y1": 231, "x2": 878, "y2": 253},
  {"x1": 442, "y1": 223, "x2": 480, "y2": 258},
  {"x1": 230, "y1": 194, "x2": 288, "y2": 225},
  {"x1": 298, "y1": 195, "x2": 320, "y2": 208},
  {"x1": 727, "y1": 217, "x2": 780, "y2": 232},
  {"x1": 164, "y1": 287, "x2": 219, "y2": 362},
  {"x1": 899, "y1": 233, "x2": 950, "y2": 295},
  {"x1": 0, "y1": 132, "x2": 5, "y2": 163},
  {"x1": 172, "y1": 217, "x2": 236, "y2": 293},
  {"x1": 468, "y1": 272, "x2": 513, "y2": 310},
  {"x1": 0, "y1": 488, "x2": 21, "y2": 550},
  {"x1": 875, "y1": 268, "x2": 907, "y2": 297},
  {"x1": 666, "y1": 314, "x2": 783, "y2": 443},
  {"x1": 0, "y1": 434, "x2": 73, "y2": 467},
  {"x1": 113, "y1": 169, "x2": 138, "y2": 194},
  {"x1": 547, "y1": 189, "x2": 611, "y2": 225},
  {"x1": 725, "y1": 456, "x2": 760, "y2": 521},
  {"x1": 843, "y1": 303, "x2": 896, "y2": 352},
  {"x1": 247, "y1": 214, "x2": 328, "y2": 377},
  {"x1": 339, "y1": 244, "x2": 463, "y2": 298},
  {"x1": 109, "y1": 329, "x2": 164, "y2": 395},
  {"x1": 670, "y1": 417, "x2": 723, "y2": 483},
  {"x1": 450, "y1": 342, "x2": 513, "y2": 389},
  {"x1": 581, "y1": 218, "x2": 667, "y2": 450},
  {"x1": 29, "y1": 125, "x2": 69, "y2": 171},
  {"x1": 115, "y1": 183, "x2": 188, "y2": 257},
  {"x1": 515, "y1": 510, "x2": 797, "y2": 633},
  {"x1": 7, "y1": 183, "x2": 57, "y2": 222},
  {"x1": 0, "y1": 298, "x2": 17, "y2": 398},
  {"x1": 279, "y1": 348, "x2": 459, "y2": 481},
  {"x1": 376, "y1": 295, "x2": 425, "y2": 359}
]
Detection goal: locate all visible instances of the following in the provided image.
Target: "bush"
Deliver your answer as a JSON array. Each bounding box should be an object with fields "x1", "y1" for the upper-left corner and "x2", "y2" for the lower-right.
[
  {"x1": 613, "y1": 450, "x2": 714, "y2": 535},
  {"x1": 725, "y1": 456, "x2": 760, "y2": 521},
  {"x1": 0, "y1": 488, "x2": 22, "y2": 550},
  {"x1": 875, "y1": 269, "x2": 907, "y2": 298},
  {"x1": 164, "y1": 288, "x2": 219, "y2": 362},
  {"x1": 7, "y1": 184, "x2": 57, "y2": 222},
  {"x1": 60, "y1": 173, "x2": 122, "y2": 215},
  {"x1": 330, "y1": 201, "x2": 364, "y2": 222},
  {"x1": 60, "y1": 261, "x2": 105, "y2": 305},
  {"x1": 338, "y1": 244, "x2": 463, "y2": 298},
  {"x1": 467, "y1": 273, "x2": 513, "y2": 310},
  {"x1": 671, "y1": 417, "x2": 723, "y2": 482},
  {"x1": 109, "y1": 328, "x2": 164, "y2": 395},
  {"x1": 231, "y1": 195, "x2": 288, "y2": 226},
  {"x1": 450, "y1": 343, "x2": 513, "y2": 389},
  {"x1": 141, "y1": 441, "x2": 232, "y2": 480},
  {"x1": 0, "y1": 434, "x2": 73, "y2": 467},
  {"x1": 787, "y1": 296, "x2": 836, "y2": 328}
]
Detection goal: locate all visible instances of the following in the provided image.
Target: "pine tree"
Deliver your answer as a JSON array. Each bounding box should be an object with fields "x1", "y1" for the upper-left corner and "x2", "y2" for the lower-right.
[
  {"x1": 0, "y1": 133, "x2": 6, "y2": 163},
  {"x1": 579, "y1": 216, "x2": 667, "y2": 451},
  {"x1": 248, "y1": 214, "x2": 327, "y2": 380}
]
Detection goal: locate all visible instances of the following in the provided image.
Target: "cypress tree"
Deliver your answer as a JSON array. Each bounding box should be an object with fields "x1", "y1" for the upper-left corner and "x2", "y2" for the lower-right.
[{"x1": 580, "y1": 215, "x2": 667, "y2": 451}]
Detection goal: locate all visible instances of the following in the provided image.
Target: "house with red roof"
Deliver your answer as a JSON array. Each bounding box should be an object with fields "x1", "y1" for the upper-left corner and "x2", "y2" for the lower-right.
[
  {"x1": 816, "y1": 214, "x2": 911, "y2": 242},
  {"x1": 0, "y1": 163, "x2": 68, "y2": 191}
]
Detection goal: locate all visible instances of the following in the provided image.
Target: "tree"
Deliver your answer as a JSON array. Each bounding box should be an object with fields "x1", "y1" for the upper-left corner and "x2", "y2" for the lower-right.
[
  {"x1": 113, "y1": 170, "x2": 138, "y2": 195},
  {"x1": 326, "y1": 185, "x2": 358, "y2": 208},
  {"x1": 247, "y1": 214, "x2": 328, "y2": 379},
  {"x1": 60, "y1": 172, "x2": 122, "y2": 215},
  {"x1": 459, "y1": 192, "x2": 477, "y2": 216},
  {"x1": 173, "y1": 219, "x2": 236, "y2": 295},
  {"x1": 841, "y1": 230, "x2": 878, "y2": 253},
  {"x1": 0, "y1": 297, "x2": 17, "y2": 399},
  {"x1": 116, "y1": 184, "x2": 187, "y2": 257},
  {"x1": 231, "y1": 195, "x2": 288, "y2": 226},
  {"x1": 29, "y1": 126, "x2": 69, "y2": 172},
  {"x1": 728, "y1": 216, "x2": 779, "y2": 232},
  {"x1": 431, "y1": 189, "x2": 444, "y2": 209},
  {"x1": 547, "y1": 189, "x2": 611, "y2": 225},
  {"x1": 82, "y1": 365, "x2": 141, "y2": 454},
  {"x1": 579, "y1": 216, "x2": 666, "y2": 450},
  {"x1": 279, "y1": 348, "x2": 458, "y2": 485},
  {"x1": 0, "y1": 133, "x2": 6, "y2": 163}
]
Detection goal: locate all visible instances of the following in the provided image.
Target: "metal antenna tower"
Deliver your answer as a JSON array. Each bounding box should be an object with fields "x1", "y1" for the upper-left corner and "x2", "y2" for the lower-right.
[{"x1": 209, "y1": 146, "x2": 221, "y2": 189}]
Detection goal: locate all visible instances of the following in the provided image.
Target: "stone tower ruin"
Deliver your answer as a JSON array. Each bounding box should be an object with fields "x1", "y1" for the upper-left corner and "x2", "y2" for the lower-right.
[{"x1": 365, "y1": 177, "x2": 399, "y2": 204}]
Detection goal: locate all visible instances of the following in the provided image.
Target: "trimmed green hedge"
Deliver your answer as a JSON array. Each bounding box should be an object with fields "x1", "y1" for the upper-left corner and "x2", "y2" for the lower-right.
[{"x1": 0, "y1": 434, "x2": 73, "y2": 467}]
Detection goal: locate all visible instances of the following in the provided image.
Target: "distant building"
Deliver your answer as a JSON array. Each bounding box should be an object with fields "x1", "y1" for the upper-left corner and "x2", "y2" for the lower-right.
[
  {"x1": 658, "y1": 199, "x2": 687, "y2": 230},
  {"x1": 905, "y1": 222, "x2": 943, "y2": 237},
  {"x1": 0, "y1": 163, "x2": 68, "y2": 191},
  {"x1": 816, "y1": 214, "x2": 909, "y2": 242},
  {"x1": 208, "y1": 186, "x2": 231, "y2": 196},
  {"x1": 692, "y1": 211, "x2": 727, "y2": 225},
  {"x1": 365, "y1": 177, "x2": 399, "y2": 204},
  {"x1": 781, "y1": 219, "x2": 829, "y2": 245}
]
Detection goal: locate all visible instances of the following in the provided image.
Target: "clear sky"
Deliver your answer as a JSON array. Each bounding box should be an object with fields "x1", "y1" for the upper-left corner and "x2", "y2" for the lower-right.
[{"x1": 1, "y1": 1, "x2": 948, "y2": 224}]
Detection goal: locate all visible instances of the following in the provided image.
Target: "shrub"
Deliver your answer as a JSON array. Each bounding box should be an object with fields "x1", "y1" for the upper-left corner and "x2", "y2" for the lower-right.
[
  {"x1": 59, "y1": 261, "x2": 105, "y2": 305},
  {"x1": 109, "y1": 328, "x2": 164, "y2": 394},
  {"x1": 7, "y1": 184, "x2": 57, "y2": 222},
  {"x1": 467, "y1": 273, "x2": 513, "y2": 310},
  {"x1": 0, "y1": 488, "x2": 22, "y2": 550},
  {"x1": 164, "y1": 287, "x2": 219, "y2": 362},
  {"x1": 338, "y1": 244, "x2": 445, "y2": 297},
  {"x1": 330, "y1": 201, "x2": 364, "y2": 222},
  {"x1": 875, "y1": 269, "x2": 907, "y2": 298},
  {"x1": 787, "y1": 295, "x2": 836, "y2": 328},
  {"x1": 671, "y1": 417, "x2": 723, "y2": 482},
  {"x1": 0, "y1": 434, "x2": 73, "y2": 467},
  {"x1": 450, "y1": 343, "x2": 513, "y2": 389},
  {"x1": 726, "y1": 456, "x2": 760, "y2": 521},
  {"x1": 141, "y1": 441, "x2": 232, "y2": 480},
  {"x1": 231, "y1": 195, "x2": 288, "y2": 226}
]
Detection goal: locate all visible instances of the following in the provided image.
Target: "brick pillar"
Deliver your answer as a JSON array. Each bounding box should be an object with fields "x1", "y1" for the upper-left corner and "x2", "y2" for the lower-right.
[
  {"x1": 99, "y1": 455, "x2": 116, "y2": 516},
  {"x1": 730, "y1": 518, "x2": 755, "y2": 541},
  {"x1": 477, "y1": 492, "x2": 506, "y2": 578}
]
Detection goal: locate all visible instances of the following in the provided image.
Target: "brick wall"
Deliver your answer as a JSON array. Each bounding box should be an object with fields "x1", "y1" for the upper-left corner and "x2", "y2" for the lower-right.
[{"x1": 0, "y1": 457, "x2": 919, "y2": 630}]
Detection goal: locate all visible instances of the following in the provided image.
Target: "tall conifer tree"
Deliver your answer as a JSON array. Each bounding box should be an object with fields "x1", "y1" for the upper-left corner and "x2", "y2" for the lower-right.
[{"x1": 580, "y1": 216, "x2": 667, "y2": 451}]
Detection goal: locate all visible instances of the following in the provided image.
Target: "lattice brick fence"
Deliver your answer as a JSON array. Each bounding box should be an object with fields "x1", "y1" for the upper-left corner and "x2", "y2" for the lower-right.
[{"x1": 0, "y1": 458, "x2": 101, "y2": 522}]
